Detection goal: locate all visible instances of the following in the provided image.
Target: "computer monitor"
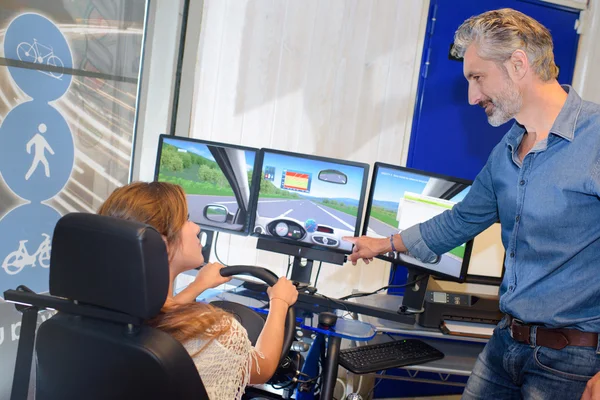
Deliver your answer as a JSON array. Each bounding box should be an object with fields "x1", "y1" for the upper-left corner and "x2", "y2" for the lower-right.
[
  {"x1": 362, "y1": 162, "x2": 474, "y2": 282},
  {"x1": 154, "y1": 134, "x2": 259, "y2": 236},
  {"x1": 465, "y1": 222, "x2": 505, "y2": 285},
  {"x1": 250, "y1": 148, "x2": 369, "y2": 283}
]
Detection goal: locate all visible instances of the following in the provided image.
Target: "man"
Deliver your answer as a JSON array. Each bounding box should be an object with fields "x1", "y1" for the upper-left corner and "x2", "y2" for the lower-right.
[{"x1": 344, "y1": 8, "x2": 600, "y2": 399}]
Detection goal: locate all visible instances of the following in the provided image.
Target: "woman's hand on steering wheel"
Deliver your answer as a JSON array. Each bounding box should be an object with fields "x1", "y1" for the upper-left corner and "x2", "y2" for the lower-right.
[
  {"x1": 173, "y1": 262, "x2": 232, "y2": 305},
  {"x1": 194, "y1": 262, "x2": 233, "y2": 290},
  {"x1": 267, "y1": 277, "x2": 298, "y2": 308}
]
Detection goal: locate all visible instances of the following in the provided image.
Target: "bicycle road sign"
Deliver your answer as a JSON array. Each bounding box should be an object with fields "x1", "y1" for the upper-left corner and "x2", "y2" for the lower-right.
[
  {"x1": 4, "y1": 13, "x2": 72, "y2": 101},
  {"x1": 0, "y1": 204, "x2": 60, "y2": 298}
]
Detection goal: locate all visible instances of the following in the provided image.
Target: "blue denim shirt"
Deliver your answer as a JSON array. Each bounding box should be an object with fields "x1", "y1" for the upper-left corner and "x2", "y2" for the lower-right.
[{"x1": 401, "y1": 86, "x2": 600, "y2": 331}]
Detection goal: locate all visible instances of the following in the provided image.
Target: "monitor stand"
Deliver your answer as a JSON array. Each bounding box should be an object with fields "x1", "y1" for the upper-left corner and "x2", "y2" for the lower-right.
[
  {"x1": 256, "y1": 238, "x2": 346, "y2": 285},
  {"x1": 400, "y1": 269, "x2": 430, "y2": 314},
  {"x1": 289, "y1": 256, "x2": 314, "y2": 285}
]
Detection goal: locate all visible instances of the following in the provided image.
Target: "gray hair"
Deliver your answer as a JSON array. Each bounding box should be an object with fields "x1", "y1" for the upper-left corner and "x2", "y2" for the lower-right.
[{"x1": 452, "y1": 8, "x2": 558, "y2": 81}]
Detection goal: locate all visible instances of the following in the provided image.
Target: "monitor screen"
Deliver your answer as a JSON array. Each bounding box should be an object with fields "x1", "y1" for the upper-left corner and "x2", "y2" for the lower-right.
[
  {"x1": 154, "y1": 135, "x2": 258, "y2": 235},
  {"x1": 251, "y1": 149, "x2": 369, "y2": 254},
  {"x1": 362, "y1": 162, "x2": 474, "y2": 281},
  {"x1": 466, "y1": 222, "x2": 505, "y2": 285}
]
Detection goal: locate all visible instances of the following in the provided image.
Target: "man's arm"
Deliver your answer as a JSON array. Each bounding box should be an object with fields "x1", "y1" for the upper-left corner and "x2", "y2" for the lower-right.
[
  {"x1": 345, "y1": 154, "x2": 499, "y2": 264},
  {"x1": 416, "y1": 157, "x2": 499, "y2": 256}
]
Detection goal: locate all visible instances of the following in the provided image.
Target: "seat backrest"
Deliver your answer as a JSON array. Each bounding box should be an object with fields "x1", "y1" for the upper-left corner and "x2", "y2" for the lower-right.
[{"x1": 34, "y1": 213, "x2": 208, "y2": 400}]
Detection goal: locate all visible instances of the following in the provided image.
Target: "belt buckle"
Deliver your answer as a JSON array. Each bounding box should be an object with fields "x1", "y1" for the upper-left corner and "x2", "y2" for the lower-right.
[{"x1": 509, "y1": 318, "x2": 525, "y2": 340}]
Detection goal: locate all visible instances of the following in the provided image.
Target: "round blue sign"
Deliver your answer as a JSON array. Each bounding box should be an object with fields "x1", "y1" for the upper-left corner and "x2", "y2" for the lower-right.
[
  {"x1": 0, "y1": 204, "x2": 61, "y2": 298},
  {"x1": 0, "y1": 101, "x2": 74, "y2": 201},
  {"x1": 4, "y1": 13, "x2": 73, "y2": 101}
]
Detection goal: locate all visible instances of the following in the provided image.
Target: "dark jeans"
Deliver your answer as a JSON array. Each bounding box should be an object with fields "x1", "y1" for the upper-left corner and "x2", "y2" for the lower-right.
[{"x1": 463, "y1": 318, "x2": 600, "y2": 399}]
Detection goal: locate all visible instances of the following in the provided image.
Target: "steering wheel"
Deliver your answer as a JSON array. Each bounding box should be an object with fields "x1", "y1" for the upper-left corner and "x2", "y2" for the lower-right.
[{"x1": 217, "y1": 265, "x2": 296, "y2": 363}]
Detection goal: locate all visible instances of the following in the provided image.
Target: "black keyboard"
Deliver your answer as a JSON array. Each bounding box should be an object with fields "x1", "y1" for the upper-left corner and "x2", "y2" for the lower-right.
[{"x1": 338, "y1": 339, "x2": 444, "y2": 374}]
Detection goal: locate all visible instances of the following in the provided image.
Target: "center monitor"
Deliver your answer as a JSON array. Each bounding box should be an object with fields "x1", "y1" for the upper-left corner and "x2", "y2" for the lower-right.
[
  {"x1": 362, "y1": 162, "x2": 474, "y2": 282},
  {"x1": 251, "y1": 149, "x2": 369, "y2": 283}
]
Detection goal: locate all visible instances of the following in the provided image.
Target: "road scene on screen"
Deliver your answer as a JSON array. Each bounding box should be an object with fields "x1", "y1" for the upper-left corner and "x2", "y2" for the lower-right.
[
  {"x1": 366, "y1": 166, "x2": 471, "y2": 277},
  {"x1": 157, "y1": 138, "x2": 255, "y2": 232},
  {"x1": 254, "y1": 152, "x2": 366, "y2": 253}
]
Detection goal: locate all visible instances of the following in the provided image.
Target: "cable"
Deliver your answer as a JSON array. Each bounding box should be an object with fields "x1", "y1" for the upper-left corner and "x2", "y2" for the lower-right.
[
  {"x1": 213, "y1": 232, "x2": 229, "y2": 267},
  {"x1": 314, "y1": 261, "x2": 323, "y2": 286},
  {"x1": 366, "y1": 371, "x2": 386, "y2": 399},
  {"x1": 270, "y1": 379, "x2": 296, "y2": 390},
  {"x1": 335, "y1": 378, "x2": 347, "y2": 400},
  {"x1": 318, "y1": 293, "x2": 350, "y2": 314},
  {"x1": 397, "y1": 304, "x2": 424, "y2": 315},
  {"x1": 356, "y1": 374, "x2": 363, "y2": 395},
  {"x1": 270, "y1": 371, "x2": 322, "y2": 390},
  {"x1": 286, "y1": 255, "x2": 291, "y2": 278},
  {"x1": 296, "y1": 375, "x2": 320, "y2": 384},
  {"x1": 342, "y1": 310, "x2": 357, "y2": 320},
  {"x1": 338, "y1": 275, "x2": 428, "y2": 301},
  {"x1": 389, "y1": 264, "x2": 397, "y2": 285}
]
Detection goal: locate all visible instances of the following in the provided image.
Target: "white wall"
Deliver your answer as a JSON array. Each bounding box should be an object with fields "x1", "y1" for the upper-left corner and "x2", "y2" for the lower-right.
[
  {"x1": 135, "y1": 0, "x2": 600, "y2": 298},
  {"x1": 185, "y1": 0, "x2": 429, "y2": 297}
]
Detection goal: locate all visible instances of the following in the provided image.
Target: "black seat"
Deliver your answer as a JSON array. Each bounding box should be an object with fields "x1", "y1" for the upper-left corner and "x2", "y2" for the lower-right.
[{"x1": 5, "y1": 213, "x2": 208, "y2": 400}]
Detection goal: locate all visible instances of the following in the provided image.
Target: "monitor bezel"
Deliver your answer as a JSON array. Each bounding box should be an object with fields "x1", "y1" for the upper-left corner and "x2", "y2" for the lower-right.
[
  {"x1": 249, "y1": 147, "x2": 370, "y2": 256},
  {"x1": 465, "y1": 265, "x2": 506, "y2": 285},
  {"x1": 362, "y1": 161, "x2": 474, "y2": 282},
  {"x1": 464, "y1": 222, "x2": 505, "y2": 285},
  {"x1": 154, "y1": 134, "x2": 261, "y2": 236}
]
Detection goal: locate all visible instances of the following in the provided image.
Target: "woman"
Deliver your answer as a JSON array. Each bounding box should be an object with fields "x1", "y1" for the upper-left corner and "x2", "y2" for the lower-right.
[{"x1": 98, "y1": 181, "x2": 298, "y2": 400}]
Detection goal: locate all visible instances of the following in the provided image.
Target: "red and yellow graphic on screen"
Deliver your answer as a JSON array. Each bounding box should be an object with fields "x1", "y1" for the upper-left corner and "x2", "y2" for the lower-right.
[{"x1": 282, "y1": 170, "x2": 310, "y2": 192}]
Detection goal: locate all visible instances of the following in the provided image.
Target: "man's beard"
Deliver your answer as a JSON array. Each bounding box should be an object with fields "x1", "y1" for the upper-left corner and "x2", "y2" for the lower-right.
[{"x1": 479, "y1": 80, "x2": 522, "y2": 127}]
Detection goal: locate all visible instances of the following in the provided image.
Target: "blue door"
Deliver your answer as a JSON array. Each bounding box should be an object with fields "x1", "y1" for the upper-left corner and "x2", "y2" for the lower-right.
[{"x1": 407, "y1": 0, "x2": 581, "y2": 180}]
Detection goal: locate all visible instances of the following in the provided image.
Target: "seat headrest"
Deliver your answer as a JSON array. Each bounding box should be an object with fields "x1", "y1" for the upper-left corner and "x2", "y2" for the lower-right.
[{"x1": 49, "y1": 213, "x2": 169, "y2": 319}]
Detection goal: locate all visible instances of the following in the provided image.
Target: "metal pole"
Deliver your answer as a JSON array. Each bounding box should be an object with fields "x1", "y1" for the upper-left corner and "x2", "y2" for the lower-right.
[
  {"x1": 10, "y1": 306, "x2": 39, "y2": 400},
  {"x1": 320, "y1": 335, "x2": 342, "y2": 400}
]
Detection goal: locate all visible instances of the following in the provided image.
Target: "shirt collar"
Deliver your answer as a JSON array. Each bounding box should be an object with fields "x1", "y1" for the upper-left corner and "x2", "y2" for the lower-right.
[
  {"x1": 505, "y1": 85, "x2": 582, "y2": 148},
  {"x1": 550, "y1": 85, "x2": 581, "y2": 141}
]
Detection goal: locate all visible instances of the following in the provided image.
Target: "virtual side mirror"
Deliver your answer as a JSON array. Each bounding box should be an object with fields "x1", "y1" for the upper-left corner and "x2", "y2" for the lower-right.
[
  {"x1": 318, "y1": 169, "x2": 347, "y2": 184},
  {"x1": 203, "y1": 204, "x2": 229, "y2": 223}
]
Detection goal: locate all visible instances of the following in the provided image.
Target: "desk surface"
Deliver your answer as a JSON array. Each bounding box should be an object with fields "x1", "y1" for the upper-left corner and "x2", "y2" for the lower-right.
[
  {"x1": 351, "y1": 294, "x2": 489, "y2": 343},
  {"x1": 349, "y1": 293, "x2": 488, "y2": 376}
]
